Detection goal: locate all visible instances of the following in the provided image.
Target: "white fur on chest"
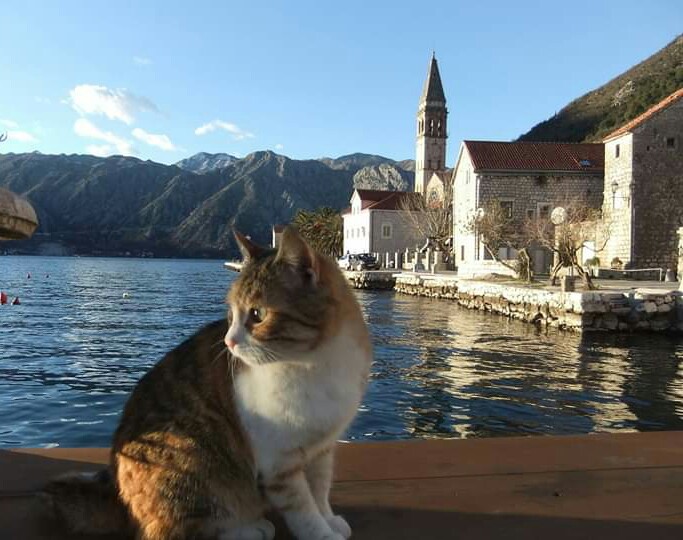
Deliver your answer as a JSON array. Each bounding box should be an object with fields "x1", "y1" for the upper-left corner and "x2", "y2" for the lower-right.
[{"x1": 234, "y1": 327, "x2": 369, "y2": 474}]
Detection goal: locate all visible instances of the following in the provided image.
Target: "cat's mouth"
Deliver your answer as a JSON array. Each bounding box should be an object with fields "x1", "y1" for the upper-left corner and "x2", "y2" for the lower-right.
[{"x1": 230, "y1": 344, "x2": 279, "y2": 366}]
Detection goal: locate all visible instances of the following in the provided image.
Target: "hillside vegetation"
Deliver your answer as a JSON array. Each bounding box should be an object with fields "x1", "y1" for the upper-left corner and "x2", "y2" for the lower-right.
[{"x1": 519, "y1": 35, "x2": 683, "y2": 142}]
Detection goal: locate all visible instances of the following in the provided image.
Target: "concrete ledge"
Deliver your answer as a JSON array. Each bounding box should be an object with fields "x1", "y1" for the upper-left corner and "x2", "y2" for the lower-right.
[
  {"x1": 394, "y1": 274, "x2": 683, "y2": 332},
  {"x1": 343, "y1": 270, "x2": 396, "y2": 290}
]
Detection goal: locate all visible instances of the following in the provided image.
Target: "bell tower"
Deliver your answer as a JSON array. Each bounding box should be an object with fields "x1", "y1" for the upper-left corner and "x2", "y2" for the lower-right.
[{"x1": 415, "y1": 53, "x2": 447, "y2": 196}]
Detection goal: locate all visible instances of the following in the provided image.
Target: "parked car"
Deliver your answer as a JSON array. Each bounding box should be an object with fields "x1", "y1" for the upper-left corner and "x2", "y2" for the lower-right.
[{"x1": 338, "y1": 253, "x2": 380, "y2": 271}]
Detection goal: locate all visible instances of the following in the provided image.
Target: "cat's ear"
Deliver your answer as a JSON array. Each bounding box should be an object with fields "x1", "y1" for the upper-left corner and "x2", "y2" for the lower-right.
[
  {"x1": 233, "y1": 229, "x2": 264, "y2": 261},
  {"x1": 276, "y1": 226, "x2": 319, "y2": 284}
]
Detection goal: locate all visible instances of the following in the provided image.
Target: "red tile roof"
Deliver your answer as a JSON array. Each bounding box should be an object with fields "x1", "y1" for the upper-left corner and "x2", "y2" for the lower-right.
[
  {"x1": 603, "y1": 87, "x2": 683, "y2": 141},
  {"x1": 366, "y1": 191, "x2": 422, "y2": 211},
  {"x1": 464, "y1": 141, "x2": 604, "y2": 173},
  {"x1": 350, "y1": 189, "x2": 421, "y2": 211}
]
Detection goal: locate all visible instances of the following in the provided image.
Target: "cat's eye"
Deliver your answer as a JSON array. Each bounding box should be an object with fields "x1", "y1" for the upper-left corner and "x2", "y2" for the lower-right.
[{"x1": 249, "y1": 306, "x2": 267, "y2": 323}]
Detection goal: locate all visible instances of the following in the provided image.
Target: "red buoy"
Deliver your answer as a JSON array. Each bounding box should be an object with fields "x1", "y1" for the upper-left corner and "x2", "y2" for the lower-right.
[{"x1": 0, "y1": 291, "x2": 7, "y2": 305}]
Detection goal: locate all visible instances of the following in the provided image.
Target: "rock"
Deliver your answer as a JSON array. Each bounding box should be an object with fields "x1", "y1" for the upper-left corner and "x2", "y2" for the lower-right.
[
  {"x1": 582, "y1": 302, "x2": 607, "y2": 313},
  {"x1": 601, "y1": 313, "x2": 619, "y2": 330},
  {"x1": 644, "y1": 302, "x2": 658, "y2": 313},
  {"x1": 650, "y1": 319, "x2": 671, "y2": 331}
]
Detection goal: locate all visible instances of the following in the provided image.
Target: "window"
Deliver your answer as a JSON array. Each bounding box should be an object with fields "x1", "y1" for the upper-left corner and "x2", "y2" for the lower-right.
[
  {"x1": 526, "y1": 209, "x2": 535, "y2": 219},
  {"x1": 460, "y1": 245, "x2": 465, "y2": 261},
  {"x1": 538, "y1": 203, "x2": 551, "y2": 220},
  {"x1": 667, "y1": 137, "x2": 676, "y2": 148},
  {"x1": 361, "y1": 226, "x2": 366, "y2": 237},
  {"x1": 615, "y1": 144, "x2": 620, "y2": 158},
  {"x1": 351, "y1": 229, "x2": 354, "y2": 239},
  {"x1": 381, "y1": 223, "x2": 392, "y2": 239},
  {"x1": 500, "y1": 201, "x2": 513, "y2": 219},
  {"x1": 579, "y1": 159, "x2": 591, "y2": 167}
]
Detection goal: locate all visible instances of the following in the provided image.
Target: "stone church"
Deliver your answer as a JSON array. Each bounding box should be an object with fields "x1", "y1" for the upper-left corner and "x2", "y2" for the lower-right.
[
  {"x1": 415, "y1": 54, "x2": 451, "y2": 205},
  {"x1": 342, "y1": 54, "x2": 450, "y2": 256}
]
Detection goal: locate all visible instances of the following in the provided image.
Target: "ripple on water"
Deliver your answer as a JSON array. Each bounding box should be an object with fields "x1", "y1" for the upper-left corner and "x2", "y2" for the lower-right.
[{"x1": 2, "y1": 256, "x2": 683, "y2": 447}]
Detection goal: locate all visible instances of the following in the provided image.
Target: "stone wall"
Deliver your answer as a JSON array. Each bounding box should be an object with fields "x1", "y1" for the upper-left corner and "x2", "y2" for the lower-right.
[
  {"x1": 394, "y1": 274, "x2": 682, "y2": 333},
  {"x1": 344, "y1": 270, "x2": 396, "y2": 290},
  {"x1": 602, "y1": 134, "x2": 634, "y2": 267},
  {"x1": 630, "y1": 99, "x2": 683, "y2": 272},
  {"x1": 478, "y1": 172, "x2": 604, "y2": 222}
]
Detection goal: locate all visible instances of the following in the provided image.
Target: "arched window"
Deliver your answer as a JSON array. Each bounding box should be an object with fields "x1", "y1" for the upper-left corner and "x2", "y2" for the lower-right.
[
  {"x1": 437, "y1": 120, "x2": 442, "y2": 136},
  {"x1": 429, "y1": 119, "x2": 434, "y2": 136}
]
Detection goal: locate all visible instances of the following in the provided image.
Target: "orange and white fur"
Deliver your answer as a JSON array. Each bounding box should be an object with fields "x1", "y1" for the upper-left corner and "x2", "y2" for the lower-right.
[{"x1": 40, "y1": 226, "x2": 372, "y2": 540}]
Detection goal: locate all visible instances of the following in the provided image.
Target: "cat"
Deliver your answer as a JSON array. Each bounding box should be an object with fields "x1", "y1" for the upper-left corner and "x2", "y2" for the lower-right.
[{"x1": 40, "y1": 226, "x2": 373, "y2": 540}]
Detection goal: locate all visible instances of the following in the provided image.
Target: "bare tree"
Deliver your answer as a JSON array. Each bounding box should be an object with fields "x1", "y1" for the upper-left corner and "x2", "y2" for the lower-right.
[
  {"x1": 465, "y1": 199, "x2": 533, "y2": 281},
  {"x1": 399, "y1": 181, "x2": 453, "y2": 257},
  {"x1": 524, "y1": 198, "x2": 610, "y2": 290}
]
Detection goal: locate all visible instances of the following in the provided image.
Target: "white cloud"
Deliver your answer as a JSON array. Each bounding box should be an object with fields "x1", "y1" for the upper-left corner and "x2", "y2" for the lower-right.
[
  {"x1": 132, "y1": 127, "x2": 178, "y2": 151},
  {"x1": 86, "y1": 144, "x2": 114, "y2": 157},
  {"x1": 194, "y1": 119, "x2": 255, "y2": 140},
  {"x1": 74, "y1": 118, "x2": 134, "y2": 156},
  {"x1": 7, "y1": 130, "x2": 38, "y2": 143},
  {"x1": 68, "y1": 84, "x2": 158, "y2": 125},
  {"x1": 275, "y1": 143, "x2": 284, "y2": 150},
  {"x1": 133, "y1": 56, "x2": 152, "y2": 66},
  {"x1": 0, "y1": 118, "x2": 19, "y2": 129}
]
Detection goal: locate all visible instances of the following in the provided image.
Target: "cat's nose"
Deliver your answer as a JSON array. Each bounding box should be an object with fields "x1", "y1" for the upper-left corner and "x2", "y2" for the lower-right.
[{"x1": 225, "y1": 336, "x2": 237, "y2": 350}]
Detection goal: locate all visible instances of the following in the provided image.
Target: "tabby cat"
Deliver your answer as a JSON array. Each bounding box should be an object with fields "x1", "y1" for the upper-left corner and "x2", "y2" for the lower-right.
[{"x1": 41, "y1": 226, "x2": 373, "y2": 540}]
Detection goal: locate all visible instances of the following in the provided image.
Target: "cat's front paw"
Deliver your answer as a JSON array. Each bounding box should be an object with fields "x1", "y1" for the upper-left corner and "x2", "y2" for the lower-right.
[{"x1": 326, "y1": 515, "x2": 351, "y2": 539}]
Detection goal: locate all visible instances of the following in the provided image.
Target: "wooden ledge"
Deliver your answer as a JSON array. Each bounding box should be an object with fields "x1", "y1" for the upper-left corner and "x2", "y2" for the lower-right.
[{"x1": 2, "y1": 432, "x2": 683, "y2": 538}]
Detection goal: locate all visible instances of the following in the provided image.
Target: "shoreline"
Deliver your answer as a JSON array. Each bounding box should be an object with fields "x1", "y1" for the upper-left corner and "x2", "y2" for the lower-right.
[{"x1": 344, "y1": 270, "x2": 683, "y2": 333}]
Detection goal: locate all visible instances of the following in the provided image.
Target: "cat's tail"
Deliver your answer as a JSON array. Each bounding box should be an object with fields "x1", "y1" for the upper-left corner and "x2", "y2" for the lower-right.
[{"x1": 38, "y1": 468, "x2": 132, "y2": 536}]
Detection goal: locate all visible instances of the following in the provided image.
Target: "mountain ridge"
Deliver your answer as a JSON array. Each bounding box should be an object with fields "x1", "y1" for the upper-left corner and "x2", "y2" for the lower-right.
[{"x1": 0, "y1": 150, "x2": 414, "y2": 258}]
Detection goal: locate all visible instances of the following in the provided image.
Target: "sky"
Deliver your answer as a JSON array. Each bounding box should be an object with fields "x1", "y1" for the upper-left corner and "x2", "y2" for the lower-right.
[{"x1": 1, "y1": 1, "x2": 681, "y2": 165}]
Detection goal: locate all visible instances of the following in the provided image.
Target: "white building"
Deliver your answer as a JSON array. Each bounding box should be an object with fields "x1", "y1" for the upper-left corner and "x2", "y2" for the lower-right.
[{"x1": 342, "y1": 189, "x2": 421, "y2": 255}]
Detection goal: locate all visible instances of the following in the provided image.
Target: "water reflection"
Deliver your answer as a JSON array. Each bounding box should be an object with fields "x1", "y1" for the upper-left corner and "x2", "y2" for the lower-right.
[
  {"x1": 1, "y1": 256, "x2": 682, "y2": 448},
  {"x1": 351, "y1": 291, "x2": 683, "y2": 440}
]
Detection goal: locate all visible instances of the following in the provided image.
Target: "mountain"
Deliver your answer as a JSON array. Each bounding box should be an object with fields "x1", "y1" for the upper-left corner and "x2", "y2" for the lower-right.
[
  {"x1": 352, "y1": 163, "x2": 414, "y2": 191},
  {"x1": 319, "y1": 153, "x2": 402, "y2": 170},
  {"x1": 175, "y1": 152, "x2": 238, "y2": 173},
  {"x1": 519, "y1": 35, "x2": 683, "y2": 142},
  {"x1": 0, "y1": 150, "x2": 412, "y2": 258}
]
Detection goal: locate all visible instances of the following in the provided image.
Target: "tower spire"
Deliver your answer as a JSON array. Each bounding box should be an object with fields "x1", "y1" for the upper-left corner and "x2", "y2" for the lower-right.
[
  {"x1": 421, "y1": 53, "x2": 446, "y2": 104},
  {"x1": 415, "y1": 53, "x2": 448, "y2": 196}
]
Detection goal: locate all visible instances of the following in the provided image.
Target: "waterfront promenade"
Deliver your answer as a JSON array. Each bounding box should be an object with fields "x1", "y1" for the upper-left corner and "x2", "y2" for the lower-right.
[
  {"x1": 1, "y1": 432, "x2": 682, "y2": 539},
  {"x1": 344, "y1": 269, "x2": 683, "y2": 333}
]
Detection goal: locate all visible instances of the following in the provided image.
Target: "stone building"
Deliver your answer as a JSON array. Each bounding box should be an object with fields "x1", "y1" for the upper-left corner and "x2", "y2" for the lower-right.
[
  {"x1": 452, "y1": 141, "x2": 604, "y2": 276},
  {"x1": 601, "y1": 87, "x2": 683, "y2": 273},
  {"x1": 415, "y1": 54, "x2": 451, "y2": 203},
  {"x1": 342, "y1": 189, "x2": 422, "y2": 255}
]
